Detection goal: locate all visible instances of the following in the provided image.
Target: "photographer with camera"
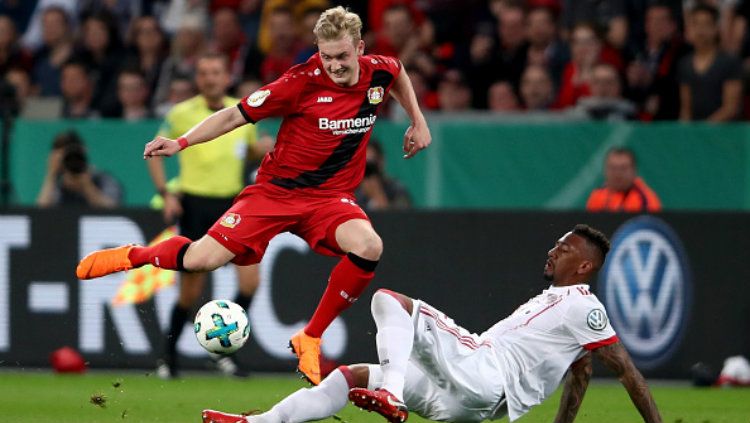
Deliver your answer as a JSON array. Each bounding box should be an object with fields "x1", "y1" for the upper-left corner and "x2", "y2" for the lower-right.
[
  {"x1": 355, "y1": 139, "x2": 412, "y2": 212},
  {"x1": 36, "y1": 130, "x2": 122, "y2": 208}
]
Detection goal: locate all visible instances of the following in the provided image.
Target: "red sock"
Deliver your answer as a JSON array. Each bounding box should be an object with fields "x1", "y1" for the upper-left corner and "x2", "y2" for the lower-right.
[
  {"x1": 305, "y1": 254, "x2": 375, "y2": 338},
  {"x1": 128, "y1": 236, "x2": 191, "y2": 270}
]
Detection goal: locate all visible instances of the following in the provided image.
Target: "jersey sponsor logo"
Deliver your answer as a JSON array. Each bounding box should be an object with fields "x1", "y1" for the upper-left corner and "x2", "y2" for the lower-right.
[
  {"x1": 318, "y1": 114, "x2": 377, "y2": 136},
  {"x1": 599, "y1": 216, "x2": 691, "y2": 369},
  {"x1": 587, "y1": 309, "x2": 607, "y2": 331},
  {"x1": 367, "y1": 87, "x2": 384, "y2": 104},
  {"x1": 246, "y1": 89, "x2": 270, "y2": 107},
  {"x1": 219, "y1": 213, "x2": 241, "y2": 229},
  {"x1": 317, "y1": 96, "x2": 333, "y2": 103}
]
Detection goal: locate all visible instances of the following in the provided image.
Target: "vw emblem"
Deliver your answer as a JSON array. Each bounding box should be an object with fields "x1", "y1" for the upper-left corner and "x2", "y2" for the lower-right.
[
  {"x1": 599, "y1": 216, "x2": 691, "y2": 369},
  {"x1": 587, "y1": 309, "x2": 608, "y2": 331}
]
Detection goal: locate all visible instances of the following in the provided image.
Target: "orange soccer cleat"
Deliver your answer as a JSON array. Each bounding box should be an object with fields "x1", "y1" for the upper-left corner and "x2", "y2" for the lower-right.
[
  {"x1": 349, "y1": 388, "x2": 408, "y2": 423},
  {"x1": 76, "y1": 245, "x2": 135, "y2": 279},
  {"x1": 201, "y1": 409, "x2": 247, "y2": 423},
  {"x1": 289, "y1": 330, "x2": 322, "y2": 385}
]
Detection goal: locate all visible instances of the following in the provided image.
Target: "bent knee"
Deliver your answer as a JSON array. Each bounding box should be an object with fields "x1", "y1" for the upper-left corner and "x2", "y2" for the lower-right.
[
  {"x1": 372, "y1": 289, "x2": 413, "y2": 314},
  {"x1": 350, "y1": 232, "x2": 383, "y2": 260}
]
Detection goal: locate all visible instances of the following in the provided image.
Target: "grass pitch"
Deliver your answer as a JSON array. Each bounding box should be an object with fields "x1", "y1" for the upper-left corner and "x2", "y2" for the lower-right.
[{"x1": 0, "y1": 371, "x2": 748, "y2": 422}]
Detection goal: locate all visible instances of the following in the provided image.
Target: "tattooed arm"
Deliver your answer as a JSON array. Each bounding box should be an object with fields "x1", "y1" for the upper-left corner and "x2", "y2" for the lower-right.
[
  {"x1": 554, "y1": 353, "x2": 593, "y2": 423},
  {"x1": 593, "y1": 341, "x2": 662, "y2": 423}
]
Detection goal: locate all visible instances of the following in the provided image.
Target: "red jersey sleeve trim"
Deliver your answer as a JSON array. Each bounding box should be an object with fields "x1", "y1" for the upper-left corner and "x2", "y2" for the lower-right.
[
  {"x1": 583, "y1": 335, "x2": 619, "y2": 350},
  {"x1": 236, "y1": 103, "x2": 255, "y2": 123}
]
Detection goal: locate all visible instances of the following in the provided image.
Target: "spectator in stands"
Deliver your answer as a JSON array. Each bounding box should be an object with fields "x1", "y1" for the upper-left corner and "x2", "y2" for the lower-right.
[
  {"x1": 4, "y1": 67, "x2": 32, "y2": 113},
  {"x1": 561, "y1": 0, "x2": 628, "y2": 49},
  {"x1": 525, "y1": 6, "x2": 569, "y2": 88},
  {"x1": 20, "y1": 0, "x2": 76, "y2": 51},
  {"x1": 626, "y1": 3, "x2": 689, "y2": 120},
  {"x1": 520, "y1": 64, "x2": 556, "y2": 111},
  {"x1": 487, "y1": 81, "x2": 521, "y2": 112},
  {"x1": 355, "y1": 140, "x2": 411, "y2": 211},
  {"x1": 586, "y1": 147, "x2": 661, "y2": 213},
  {"x1": 557, "y1": 22, "x2": 604, "y2": 108},
  {"x1": 0, "y1": 15, "x2": 32, "y2": 76},
  {"x1": 294, "y1": 6, "x2": 326, "y2": 64},
  {"x1": 153, "y1": 16, "x2": 206, "y2": 108},
  {"x1": 78, "y1": 0, "x2": 142, "y2": 36},
  {"x1": 573, "y1": 62, "x2": 636, "y2": 120},
  {"x1": 260, "y1": 6, "x2": 301, "y2": 83},
  {"x1": 372, "y1": 4, "x2": 422, "y2": 67},
  {"x1": 209, "y1": 7, "x2": 263, "y2": 85},
  {"x1": 60, "y1": 60, "x2": 98, "y2": 119},
  {"x1": 155, "y1": 75, "x2": 195, "y2": 118},
  {"x1": 31, "y1": 6, "x2": 74, "y2": 97},
  {"x1": 37, "y1": 130, "x2": 122, "y2": 209},
  {"x1": 73, "y1": 11, "x2": 125, "y2": 117},
  {"x1": 125, "y1": 15, "x2": 167, "y2": 107},
  {"x1": 116, "y1": 68, "x2": 153, "y2": 121},
  {"x1": 438, "y1": 69, "x2": 472, "y2": 111},
  {"x1": 679, "y1": 4, "x2": 743, "y2": 121},
  {"x1": 234, "y1": 76, "x2": 262, "y2": 99}
]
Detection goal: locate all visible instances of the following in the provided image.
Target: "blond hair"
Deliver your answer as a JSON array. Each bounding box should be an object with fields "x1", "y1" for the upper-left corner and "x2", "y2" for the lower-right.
[{"x1": 313, "y1": 6, "x2": 362, "y2": 43}]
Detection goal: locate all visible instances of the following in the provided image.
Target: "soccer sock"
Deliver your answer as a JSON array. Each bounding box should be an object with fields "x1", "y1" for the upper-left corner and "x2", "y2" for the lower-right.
[
  {"x1": 304, "y1": 253, "x2": 377, "y2": 338},
  {"x1": 233, "y1": 292, "x2": 254, "y2": 312},
  {"x1": 371, "y1": 290, "x2": 413, "y2": 400},
  {"x1": 248, "y1": 367, "x2": 352, "y2": 423},
  {"x1": 165, "y1": 303, "x2": 190, "y2": 363},
  {"x1": 128, "y1": 236, "x2": 191, "y2": 270}
]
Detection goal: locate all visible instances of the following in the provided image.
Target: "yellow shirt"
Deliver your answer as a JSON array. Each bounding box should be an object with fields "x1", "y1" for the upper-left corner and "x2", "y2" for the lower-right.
[{"x1": 158, "y1": 96, "x2": 256, "y2": 198}]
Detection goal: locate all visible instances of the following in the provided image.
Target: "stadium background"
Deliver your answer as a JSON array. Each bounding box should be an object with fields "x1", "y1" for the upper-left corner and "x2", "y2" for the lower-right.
[{"x1": 1, "y1": 0, "x2": 750, "y2": 421}]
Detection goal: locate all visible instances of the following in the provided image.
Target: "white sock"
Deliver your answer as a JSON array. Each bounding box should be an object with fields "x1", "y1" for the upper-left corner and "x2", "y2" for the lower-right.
[
  {"x1": 371, "y1": 290, "x2": 414, "y2": 400},
  {"x1": 247, "y1": 368, "x2": 350, "y2": 423}
]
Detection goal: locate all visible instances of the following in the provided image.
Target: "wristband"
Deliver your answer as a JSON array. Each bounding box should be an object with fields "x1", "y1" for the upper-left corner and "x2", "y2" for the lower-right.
[{"x1": 177, "y1": 136, "x2": 189, "y2": 150}]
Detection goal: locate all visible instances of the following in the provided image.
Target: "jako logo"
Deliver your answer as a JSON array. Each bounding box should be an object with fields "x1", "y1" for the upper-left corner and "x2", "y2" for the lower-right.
[{"x1": 599, "y1": 216, "x2": 691, "y2": 369}]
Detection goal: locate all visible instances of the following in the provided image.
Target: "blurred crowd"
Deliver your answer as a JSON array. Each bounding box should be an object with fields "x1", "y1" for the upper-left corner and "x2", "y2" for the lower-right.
[{"x1": 2, "y1": 0, "x2": 750, "y2": 122}]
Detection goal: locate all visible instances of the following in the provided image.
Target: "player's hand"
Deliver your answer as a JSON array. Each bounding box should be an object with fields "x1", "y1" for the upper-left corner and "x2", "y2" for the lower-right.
[
  {"x1": 162, "y1": 193, "x2": 183, "y2": 225},
  {"x1": 144, "y1": 136, "x2": 181, "y2": 159},
  {"x1": 402, "y1": 123, "x2": 431, "y2": 159}
]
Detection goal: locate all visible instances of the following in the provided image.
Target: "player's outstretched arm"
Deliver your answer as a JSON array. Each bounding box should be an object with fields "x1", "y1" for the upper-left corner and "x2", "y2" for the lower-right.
[
  {"x1": 389, "y1": 64, "x2": 431, "y2": 159},
  {"x1": 593, "y1": 342, "x2": 662, "y2": 423},
  {"x1": 554, "y1": 353, "x2": 592, "y2": 423},
  {"x1": 143, "y1": 106, "x2": 247, "y2": 158}
]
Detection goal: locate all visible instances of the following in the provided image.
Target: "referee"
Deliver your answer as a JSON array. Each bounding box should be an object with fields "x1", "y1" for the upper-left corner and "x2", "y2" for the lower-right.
[{"x1": 148, "y1": 53, "x2": 265, "y2": 379}]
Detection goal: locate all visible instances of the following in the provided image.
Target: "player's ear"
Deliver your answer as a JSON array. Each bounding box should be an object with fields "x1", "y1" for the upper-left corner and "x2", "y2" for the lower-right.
[
  {"x1": 357, "y1": 39, "x2": 365, "y2": 55},
  {"x1": 578, "y1": 260, "x2": 593, "y2": 275}
]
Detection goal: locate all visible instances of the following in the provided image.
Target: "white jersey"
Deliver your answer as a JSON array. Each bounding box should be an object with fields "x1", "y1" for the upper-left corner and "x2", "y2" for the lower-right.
[{"x1": 481, "y1": 284, "x2": 618, "y2": 421}]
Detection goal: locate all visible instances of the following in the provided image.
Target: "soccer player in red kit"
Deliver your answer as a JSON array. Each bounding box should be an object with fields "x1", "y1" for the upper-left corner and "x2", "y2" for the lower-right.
[{"x1": 76, "y1": 6, "x2": 431, "y2": 385}]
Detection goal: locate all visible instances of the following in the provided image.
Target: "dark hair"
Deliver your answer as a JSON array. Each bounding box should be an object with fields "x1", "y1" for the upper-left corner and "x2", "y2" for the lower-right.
[
  {"x1": 691, "y1": 4, "x2": 719, "y2": 22},
  {"x1": 573, "y1": 224, "x2": 610, "y2": 267},
  {"x1": 52, "y1": 130, "x2": 84, "y2": 150},
  {"x1": 606, "y1": 146, "x2": 637, "y2": 166}
]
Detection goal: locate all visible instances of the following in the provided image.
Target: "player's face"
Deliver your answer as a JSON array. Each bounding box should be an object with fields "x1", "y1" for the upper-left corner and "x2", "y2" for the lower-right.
[
  {"x1": 318, "y1": 35, "x2": 364, "y2": 87},
  {"x1": 544, "y1": 232, "x2": 587, "y2": 284}
]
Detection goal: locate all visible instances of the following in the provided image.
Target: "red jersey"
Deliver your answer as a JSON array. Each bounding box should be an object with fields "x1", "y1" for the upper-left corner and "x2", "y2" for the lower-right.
[{"x1": 237, "y1": 53, "x2": 402, "y2": 194}]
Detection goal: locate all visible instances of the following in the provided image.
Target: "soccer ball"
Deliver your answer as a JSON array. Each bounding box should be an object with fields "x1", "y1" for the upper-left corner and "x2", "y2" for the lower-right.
[{"x1": 194, "y1": 300, "x2": 250, "y2": 355}]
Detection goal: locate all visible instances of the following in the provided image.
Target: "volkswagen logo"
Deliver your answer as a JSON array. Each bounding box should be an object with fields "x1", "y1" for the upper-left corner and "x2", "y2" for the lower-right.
[{"x1": 599, "y1": 216, "x2": 691, "y2": 369}]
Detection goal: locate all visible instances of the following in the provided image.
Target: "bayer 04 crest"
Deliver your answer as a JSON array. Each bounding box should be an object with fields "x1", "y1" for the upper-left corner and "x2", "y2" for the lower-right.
[
  {"x1": 598, "y1": 216, "x2": 692, "y2": 370},
  {"x1": 194, "y1": 300, "x2": 250, "y2": 355}
]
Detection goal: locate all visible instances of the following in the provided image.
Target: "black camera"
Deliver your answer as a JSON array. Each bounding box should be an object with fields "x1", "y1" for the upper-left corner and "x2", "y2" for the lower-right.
[
  {"x1": 364, "y1": 161, "x2": 380, "y2": 177},
  {"x1": 62, "y1": 143, "x2": 88, "y2": 174}
]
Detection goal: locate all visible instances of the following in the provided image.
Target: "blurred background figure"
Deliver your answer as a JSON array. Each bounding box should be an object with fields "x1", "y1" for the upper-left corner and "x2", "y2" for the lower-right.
[
  {"x1": 573, "y1": 62, "x2": 636, "y2": 120},
  {"x1": 116, "y1": 67, "x2": 153, "y2": 121},
  {"x1": 59, "y1": 60, "x2": 98, "y2": 119},
  {"x1": 355, "y1": 140, "x2": 411, "y2": 212},
  {"x1": 487, "y1": 80, "x2": 521, "y2": 112},
  {"x1": 153, "y1": 16, "x2": 205, "y2": 108},
  {"x1": 679, "y1": 4, "x2": 743, "y2": 122},
  {"x1": 31, "y1": 6, "x2": 74, "y2": 97},
  {"x1": 520, "y1": 64, "x2": 556, "y2": 111},
  {"x1": 36, "y1": 130, "x2": 122, "y2": 209},
  {"x1": 586, "y1": 147, "x2": 661, "y2": 213},
  {"x1": 438, "y1": 69, "x2": 472, "y2": 112},
  {"x1": 155, "y1": 75, "x2": 196, "y2": 118}
]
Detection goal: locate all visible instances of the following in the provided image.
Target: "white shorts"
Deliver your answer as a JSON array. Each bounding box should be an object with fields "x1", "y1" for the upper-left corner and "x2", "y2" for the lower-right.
[{"x1": 368, "y1": 300, "x2": 507, "y2": 422}]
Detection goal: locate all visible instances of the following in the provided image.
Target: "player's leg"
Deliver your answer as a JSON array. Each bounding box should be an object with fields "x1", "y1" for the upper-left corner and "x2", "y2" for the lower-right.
[
  {"x1": 291, "y1": 218, "x2": 382, "y2": 385},
  {"x1": 371, "y1": 289, "x2": 414, "y2": 400},
  {"x1": 203, "y1": 365, "x2": 368, "y2": 423},
  {"x1": 157, "y1": 270, "x2": 207, "y2": 379}
]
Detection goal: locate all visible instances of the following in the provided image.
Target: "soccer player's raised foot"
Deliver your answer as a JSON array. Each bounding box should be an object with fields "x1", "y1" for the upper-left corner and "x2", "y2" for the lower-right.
[
  {"x1": 349, "y1": 388, "x2": 408, "y2": 423},
  {"x1": 289, "y1": 330, "x2": 321, "y2": 385},
  {"x1": 76, "y1": 245, "x2": 134, "y2": 279}
]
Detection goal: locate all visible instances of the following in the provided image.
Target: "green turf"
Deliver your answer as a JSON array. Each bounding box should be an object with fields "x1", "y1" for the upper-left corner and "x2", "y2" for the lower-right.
[{"x1": 0, "y1": 371, "x2": 748, "y2": 422}]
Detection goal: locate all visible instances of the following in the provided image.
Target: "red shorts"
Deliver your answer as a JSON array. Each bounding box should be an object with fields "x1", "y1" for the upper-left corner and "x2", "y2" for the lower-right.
[{"x1": 207, "y1": 183, "x2": 369, "y2": 265}]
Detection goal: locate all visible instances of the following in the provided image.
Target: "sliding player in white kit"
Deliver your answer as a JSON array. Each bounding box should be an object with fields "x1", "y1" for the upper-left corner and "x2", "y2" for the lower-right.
[{"x1": 202, "y1": 224, "x2": 662, "y2": 423}]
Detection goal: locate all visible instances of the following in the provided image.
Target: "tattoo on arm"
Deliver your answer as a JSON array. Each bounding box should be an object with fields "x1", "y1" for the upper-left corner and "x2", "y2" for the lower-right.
[
  {"x1": 594, "y1": 342, "x2": 662, "y2": 423},
  {"x1": 554, "y1": 353, "x2": 592, "y2": 423}
]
